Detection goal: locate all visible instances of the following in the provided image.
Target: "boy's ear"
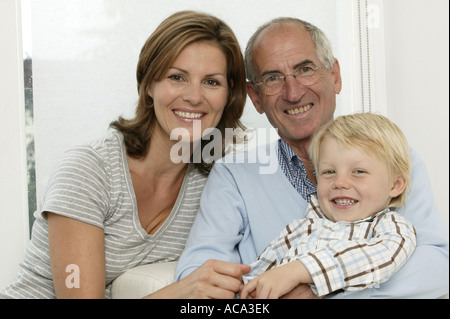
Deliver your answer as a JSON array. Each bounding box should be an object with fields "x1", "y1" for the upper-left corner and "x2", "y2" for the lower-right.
[{"x1": 390, "y1": 175, "x2": 407, "y2": 198}]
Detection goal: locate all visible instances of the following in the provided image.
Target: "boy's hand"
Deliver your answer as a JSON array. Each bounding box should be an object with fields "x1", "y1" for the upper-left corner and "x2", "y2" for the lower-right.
[{"x1": 240, "y1": 261, "x2": 313, "y2": 299}]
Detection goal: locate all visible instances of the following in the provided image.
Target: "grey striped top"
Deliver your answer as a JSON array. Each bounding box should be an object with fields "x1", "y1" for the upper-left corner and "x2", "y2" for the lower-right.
[{"x1": 0, "y1": 131, "x2": 208, "y2": 299}]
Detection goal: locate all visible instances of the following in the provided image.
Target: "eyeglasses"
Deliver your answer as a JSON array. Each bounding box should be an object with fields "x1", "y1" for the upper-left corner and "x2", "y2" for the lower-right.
[{"x1": 255, "y1": 64, "x2": 325, "y2": 96}]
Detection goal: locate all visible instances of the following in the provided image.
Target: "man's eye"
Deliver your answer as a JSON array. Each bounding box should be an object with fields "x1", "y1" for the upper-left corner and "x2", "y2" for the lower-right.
[
  {"x1": 264, "y1": 75, "x2": 281, "y2": 83},
  {"x1": 298, "y1": 66, "x2": 314, "y2": 75}
]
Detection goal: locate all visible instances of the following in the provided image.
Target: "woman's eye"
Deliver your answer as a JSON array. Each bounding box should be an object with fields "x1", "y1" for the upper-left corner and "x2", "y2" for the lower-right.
[
  {"x1": 168, "y1": 75, "x2": 185, "y2": 82},
  {"x1": 205, "y1": 79, "x2": 219, "y2": 86}
]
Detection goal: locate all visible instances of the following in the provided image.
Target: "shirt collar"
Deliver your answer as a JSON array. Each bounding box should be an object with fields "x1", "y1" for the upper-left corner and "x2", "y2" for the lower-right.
[
  {"x1": 278, "y1": 139, "x2": 300, "y2": 163},
  {"x1": 278, "y1": 139, "x2": 314, "y2": 177}
]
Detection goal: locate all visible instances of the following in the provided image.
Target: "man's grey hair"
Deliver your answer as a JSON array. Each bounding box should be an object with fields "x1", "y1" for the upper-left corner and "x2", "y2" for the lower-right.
[{"x1": 244, "y1": 17, "x2": 335, "y2": 84}]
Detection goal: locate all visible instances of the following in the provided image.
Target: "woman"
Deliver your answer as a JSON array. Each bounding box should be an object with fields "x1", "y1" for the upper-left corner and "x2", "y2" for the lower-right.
[{"x1": 0, "y1": 10, "x2": 246, "y2": 299}]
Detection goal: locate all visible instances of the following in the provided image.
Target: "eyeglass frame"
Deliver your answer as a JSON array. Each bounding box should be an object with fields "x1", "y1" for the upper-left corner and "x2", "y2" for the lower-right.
[{"x1": 254, "y1": 63, "x2": 326, "y2": 96}]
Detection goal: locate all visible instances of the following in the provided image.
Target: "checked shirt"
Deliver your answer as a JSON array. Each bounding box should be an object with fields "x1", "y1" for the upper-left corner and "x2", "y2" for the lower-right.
[{"x1": 244, "y1": 196, "x2": 417, "y2": 297}]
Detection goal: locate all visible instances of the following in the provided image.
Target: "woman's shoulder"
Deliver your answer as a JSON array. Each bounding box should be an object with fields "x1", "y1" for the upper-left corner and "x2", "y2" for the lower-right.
[
  {"x1": 60, "y1": 130, "x2": 125, "y2": 167},
  {"x1": 45, "y1": 131, "x2": 127, "y2": 196}
]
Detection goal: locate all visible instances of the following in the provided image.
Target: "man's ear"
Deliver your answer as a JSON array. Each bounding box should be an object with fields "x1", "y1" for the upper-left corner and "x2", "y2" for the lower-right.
[
  {"x1": 390, "y1": 175, "x2": 407, "y2": 198},
  {"x1": 247, "y1": 82, "x2": 264, "y2": 114},
  {"x1": 332, "y1": 58, "x2": 342, "y2": 95}
]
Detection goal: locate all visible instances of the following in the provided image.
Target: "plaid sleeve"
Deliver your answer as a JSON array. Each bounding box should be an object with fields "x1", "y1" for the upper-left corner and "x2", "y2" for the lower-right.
[
  {"x1": 243, "y1": 197, "x2": 324, "y2": 284},
  {"x1": 243, "y1": 217, "x2": 317, "y2": 283},
  {"x1": 295, "y1": 212, "x2": 417, "y2": 296}
]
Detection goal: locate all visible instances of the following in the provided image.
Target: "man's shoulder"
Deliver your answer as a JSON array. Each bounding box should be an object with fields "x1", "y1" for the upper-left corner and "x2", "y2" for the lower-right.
[{"x1": 215, "y1": 140, "x2": 280, "y2": 175}]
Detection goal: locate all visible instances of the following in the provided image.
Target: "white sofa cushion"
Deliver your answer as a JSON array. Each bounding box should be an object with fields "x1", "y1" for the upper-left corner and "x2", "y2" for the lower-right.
[{"x1": 111, "y1": 261, "x2": 178, "y2": 299}]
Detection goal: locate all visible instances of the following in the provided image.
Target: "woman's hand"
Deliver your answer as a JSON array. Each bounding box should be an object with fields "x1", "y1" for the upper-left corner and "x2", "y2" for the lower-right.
[{"x1": 147, "y1": 259, "x2": 251, "y2": 299}]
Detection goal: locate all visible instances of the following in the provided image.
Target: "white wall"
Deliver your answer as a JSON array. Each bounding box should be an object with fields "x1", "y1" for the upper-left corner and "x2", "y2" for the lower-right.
[{"x1": 383, "y1": 0, "x2": 449, "y2": 227}]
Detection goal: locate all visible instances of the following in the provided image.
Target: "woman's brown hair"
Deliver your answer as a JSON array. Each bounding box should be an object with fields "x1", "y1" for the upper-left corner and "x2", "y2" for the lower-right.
[{"x1": 111, "y1": 11, "x2": 247, "y2": 175}]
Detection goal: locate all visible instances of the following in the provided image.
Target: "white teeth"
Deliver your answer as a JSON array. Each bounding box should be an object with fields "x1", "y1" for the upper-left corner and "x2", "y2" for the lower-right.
[
  {"x1": 286, "y1": 104, "x2": 312, "y2": 115},
  {"x1": 174, "y1": 111, "x2": 204, "y2": 119},
  {"x1": 333, "y1": 199, "x2": 357, "y2": 205}
]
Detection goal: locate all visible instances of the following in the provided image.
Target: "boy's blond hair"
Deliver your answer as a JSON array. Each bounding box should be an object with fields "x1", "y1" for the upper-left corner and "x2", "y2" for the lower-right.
[{"x1": 308, "y1": 113, "x2": 411, "y2": 208}]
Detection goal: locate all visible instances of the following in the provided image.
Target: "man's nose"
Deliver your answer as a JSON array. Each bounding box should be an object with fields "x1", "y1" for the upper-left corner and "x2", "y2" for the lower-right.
[{"x1": 282, "y1": 75, "x2": 306, "y2": 102}]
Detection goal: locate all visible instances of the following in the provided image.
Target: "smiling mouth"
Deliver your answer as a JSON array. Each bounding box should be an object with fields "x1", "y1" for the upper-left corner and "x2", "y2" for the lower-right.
[
  {"x1": 174, "y1": 110, "x2": 205, "y2": 119},
  {"x1": 333, "y1": 198, "x2": 358, "y2": 206},
  {"x1": 285, "y1": 103, "x2": 313, "y2": 115}
]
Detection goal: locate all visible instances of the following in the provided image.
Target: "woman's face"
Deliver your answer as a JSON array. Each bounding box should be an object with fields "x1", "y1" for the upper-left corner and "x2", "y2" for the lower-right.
[{"x1": 148, "y1": 41, "x2": 229, "y2": 144}]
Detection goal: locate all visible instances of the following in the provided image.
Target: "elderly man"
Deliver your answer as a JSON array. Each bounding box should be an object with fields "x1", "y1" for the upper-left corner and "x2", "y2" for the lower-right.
[{"x1": 173, "y1": 17, "x2": 449, "y2": 299}]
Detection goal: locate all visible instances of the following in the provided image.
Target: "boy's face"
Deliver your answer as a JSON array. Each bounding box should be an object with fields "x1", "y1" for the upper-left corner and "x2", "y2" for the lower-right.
[{"x1": 316, "y1": 135, "x2": 404, "y2": 222}]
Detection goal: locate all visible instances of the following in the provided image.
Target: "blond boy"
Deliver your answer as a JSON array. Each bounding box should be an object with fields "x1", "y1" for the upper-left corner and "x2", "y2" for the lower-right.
[{"x1": 241, "y1": 113, "x2": 416, "y2": 299}]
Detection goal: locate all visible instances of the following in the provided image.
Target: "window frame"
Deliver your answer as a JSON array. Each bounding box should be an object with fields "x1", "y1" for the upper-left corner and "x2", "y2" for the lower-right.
[{"x1": 0, "y1": 0, "x2": 30, "y2": 287}]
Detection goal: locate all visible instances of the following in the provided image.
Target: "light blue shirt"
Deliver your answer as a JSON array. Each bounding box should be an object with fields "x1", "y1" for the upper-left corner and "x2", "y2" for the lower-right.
[{"x1": 176, "y1": 141, "x2": 449, "y2": 298}]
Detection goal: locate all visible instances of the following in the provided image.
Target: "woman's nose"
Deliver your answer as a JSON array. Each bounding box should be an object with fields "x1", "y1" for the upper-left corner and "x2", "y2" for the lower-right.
[{"x1": 182, "y1": 83, "x2": 204, "y2": 106}]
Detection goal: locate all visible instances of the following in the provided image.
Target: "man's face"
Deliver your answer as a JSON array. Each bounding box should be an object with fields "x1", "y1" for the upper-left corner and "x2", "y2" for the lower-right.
[{"x1": 247, "y1": 24, "x2": 342, "y2": 146}]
